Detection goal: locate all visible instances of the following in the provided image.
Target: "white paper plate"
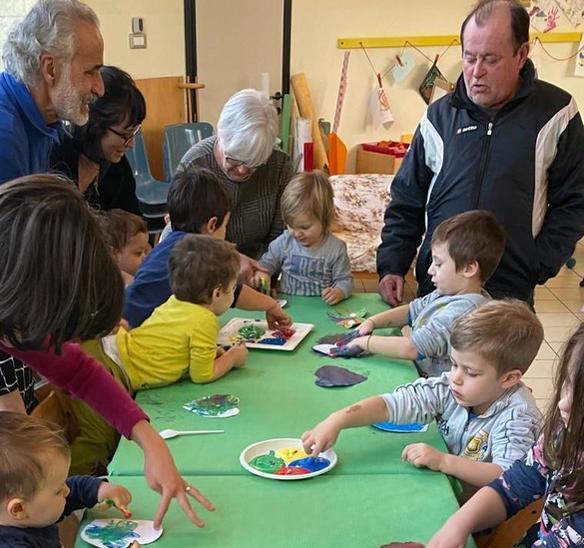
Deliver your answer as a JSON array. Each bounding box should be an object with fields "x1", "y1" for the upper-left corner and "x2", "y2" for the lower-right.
[
  {"x1": 312, "y1": 343, "x2": 336, "y2": 356},
  {"x1": 81, "y1": 519, "x2": 162, "y2": 547},
  {"x1": 240, "y1": 437, "x2": 337, "y2": 480},
  {"x1": 218, "y1": 319, "x2": 313, "y2": 351}
]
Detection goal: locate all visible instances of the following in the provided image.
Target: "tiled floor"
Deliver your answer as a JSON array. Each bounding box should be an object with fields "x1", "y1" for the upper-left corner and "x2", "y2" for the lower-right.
[{"x1": 353, "y1": 239, "x2": 584, "y2": 414}]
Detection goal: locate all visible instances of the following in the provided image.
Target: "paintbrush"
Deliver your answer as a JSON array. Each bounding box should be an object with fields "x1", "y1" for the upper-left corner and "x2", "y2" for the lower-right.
[{"x1": 104, "y1": 498, "x2": 132, "y2": 519}]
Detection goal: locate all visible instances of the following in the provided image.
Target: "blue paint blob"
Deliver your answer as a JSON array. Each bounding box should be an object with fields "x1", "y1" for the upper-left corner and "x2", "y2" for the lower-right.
[{"x1": 288, "y1": 456, "x2": 330, "y2": 472}]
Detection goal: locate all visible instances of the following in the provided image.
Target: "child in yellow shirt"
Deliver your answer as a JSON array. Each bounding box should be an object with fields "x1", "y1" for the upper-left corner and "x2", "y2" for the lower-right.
[{"x1": 109, "y1": 234, "x2": 248, "y2": 389}]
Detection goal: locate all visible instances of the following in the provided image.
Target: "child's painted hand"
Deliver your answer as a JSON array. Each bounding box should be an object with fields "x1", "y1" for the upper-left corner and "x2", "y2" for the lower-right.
[
  {"x1": 358, "y1": 317, "x2": 376, "y2": 336},
  {"x1": 97, "y1": 482, "x2": 133, "y2": 518},
  {"x1": 266, "y1": 303, "x2": 292, "y2": 330},
  {"x1": 401, "y1": 443, "x2": 445, "y2": 472},
  {"x1": 227, "y1": 344, "x2": 248, "y2": 367},
  {"x1": 321, "y1": 287, "x2": 345, "y2": 305},
  {"x1": 301, "y1": 416, "x2": 342, "y2": 456}
]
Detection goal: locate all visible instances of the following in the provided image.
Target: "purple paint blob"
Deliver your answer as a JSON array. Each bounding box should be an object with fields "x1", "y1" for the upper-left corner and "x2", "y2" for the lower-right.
[
  {"x1": 315, "y1": 365, "x2": 367, "y2": 388},
  {"x1": 288, "y1": 456, "x2": 331, "y2": 472}
]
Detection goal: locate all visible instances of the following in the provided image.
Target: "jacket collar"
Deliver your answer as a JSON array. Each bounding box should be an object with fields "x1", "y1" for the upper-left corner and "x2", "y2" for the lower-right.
[
  {"x1": 449, "y1": 59, "x2": 536, "y2": 115},
  {"x1": 470, "y1": 382, "x2": 524, "y2": 419},
  {"x1": 1, "y1": 72, "x2": 63, "y2": 138}
]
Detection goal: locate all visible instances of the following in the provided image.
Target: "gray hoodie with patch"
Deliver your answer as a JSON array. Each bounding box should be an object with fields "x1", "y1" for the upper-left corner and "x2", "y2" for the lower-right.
[{"x1": 381, "y1": 372, "x2": 542, "y2": 470}]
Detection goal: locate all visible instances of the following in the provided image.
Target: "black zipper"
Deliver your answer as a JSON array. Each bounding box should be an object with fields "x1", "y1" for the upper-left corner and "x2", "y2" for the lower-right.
[{"x1": 470, "y1": 120, "x2": 494, "y2": 208}]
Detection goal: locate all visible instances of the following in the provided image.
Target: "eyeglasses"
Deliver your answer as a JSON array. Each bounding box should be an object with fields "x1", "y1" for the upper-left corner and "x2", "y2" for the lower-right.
[
  {"x1": 108, "y1": 124, "x2": 141, "y2": 146},
  {"x1": 224, "y1": 155, "x2": 262, "y2": 171}
]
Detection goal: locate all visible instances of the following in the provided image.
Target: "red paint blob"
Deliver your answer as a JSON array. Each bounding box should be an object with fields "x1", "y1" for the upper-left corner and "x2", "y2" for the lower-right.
[{"x1": 275, "y1": 466, "x2": 311, "y2": 475}]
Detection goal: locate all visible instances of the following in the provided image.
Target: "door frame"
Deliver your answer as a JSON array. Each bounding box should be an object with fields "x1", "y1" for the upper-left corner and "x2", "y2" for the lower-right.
[{"x1": 183, "y1": 0, "x2": 292, "y2": 122}]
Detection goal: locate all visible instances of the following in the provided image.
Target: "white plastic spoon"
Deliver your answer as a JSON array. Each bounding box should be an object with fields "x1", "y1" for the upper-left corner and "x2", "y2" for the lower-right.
[{"x1": 159, "y1": 428, "x2": 224, "y2": 440}]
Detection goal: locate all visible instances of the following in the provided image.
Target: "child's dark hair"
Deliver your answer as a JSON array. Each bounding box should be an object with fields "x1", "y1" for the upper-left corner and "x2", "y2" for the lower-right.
[
  {"x1": 0, "y1": 412, "x2": 70, "y2": 502},
  {"x1": 73, "y1": 66, "x2": 146, "y2": 162},
  {"x1": 0, "y1": 175, "x2": 124, "y2": 351},
  {"x1": 169, "y1": 234, "x2": 240, "y2": 304},
  {"x1": 450, "y1": 299, "x2": 543, "y2": 375},
  {"x1": 543, "y1": 322, "x2": 584, "y2": 511},
  {"x1": 168, "y1": 166, "x2": 231, "y2": 234},
  {"x1": 281, "y1": 170, "x2": 336, "y2": 232},
  {"x1": 102, "y1": 209, "x2": 148, "y2": 254},
  {"x1": 431, "y1": 210, "x2": 506, "y2": 283}
]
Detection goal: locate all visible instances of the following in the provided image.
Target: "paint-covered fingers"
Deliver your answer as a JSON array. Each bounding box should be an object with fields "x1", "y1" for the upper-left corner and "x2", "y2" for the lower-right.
[
  {"x1": 266, "y1": 304, "x2": 292, "y2": 330},
  {"x1": 301, "y1": 430, "x2": 320, "y2": 455},
  {"x1": 301, "y1": 421, "x2": 339, "y2": 456}
]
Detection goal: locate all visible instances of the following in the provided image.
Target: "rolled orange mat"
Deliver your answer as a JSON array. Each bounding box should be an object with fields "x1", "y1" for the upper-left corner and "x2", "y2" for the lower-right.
[{"x1": 291, "y1": 73, "x2": 327, "y2": 169}]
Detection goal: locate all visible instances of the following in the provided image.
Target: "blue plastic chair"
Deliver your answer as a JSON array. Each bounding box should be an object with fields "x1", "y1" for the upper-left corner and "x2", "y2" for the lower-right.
[
  {"x1": 125, "y1": 131, "x2": 170, "y2": 232},
  {"x1": 163, "y1": 122, "x2": 214, "y2": 181}
]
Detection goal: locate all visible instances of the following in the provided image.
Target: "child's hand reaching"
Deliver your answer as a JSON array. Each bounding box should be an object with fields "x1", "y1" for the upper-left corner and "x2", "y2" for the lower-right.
[
  {"x1": 401, "y1": 443, "x2": 445, "y2": 472},
  {"x1": 266, "y1": 303, "x2": 292, "y2": 330},
  {"x1": 252, "y1": 272, "x2": 270, "y2": 295},
  {"x1": 358, "y1": 317, "x2": 376, "y2": 336},
  {"x1": 227, "y1": 344, "x2": 248, "y2": 367},
  {"x1": 97, "y1": 482, "x2": 132, "y2": 518},
  {"x1": 321, "y1": 287, "x2": 345, "y2": 305},
  {"x1": 301, "y1": 416, "x2": 342, "y2": 456}
]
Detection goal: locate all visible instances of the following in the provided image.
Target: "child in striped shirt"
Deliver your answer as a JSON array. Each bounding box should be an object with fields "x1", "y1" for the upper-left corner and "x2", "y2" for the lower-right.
[{"x1": 258, "y1": 170, "x2": 352, "y2": 305}]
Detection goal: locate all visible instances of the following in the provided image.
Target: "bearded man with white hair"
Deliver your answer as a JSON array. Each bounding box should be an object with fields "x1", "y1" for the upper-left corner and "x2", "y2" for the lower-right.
[{"x1": 0, "y1": 0, "x2": 104, "y2": 184}]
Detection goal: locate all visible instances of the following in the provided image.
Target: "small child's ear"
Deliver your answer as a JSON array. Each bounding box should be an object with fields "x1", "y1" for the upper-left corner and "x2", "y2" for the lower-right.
[
  {"x1": 211, "y1": 286, "x2": 222, "y2": 302},
  {"x1": 500, "y1": 369, "x2": 523, "y2": 389},
  {"x1": 462, "y1": 260, "x2": 480, "y2": 279},
  {"x1": 6, "y1": 498, "x2": 27, "y2": 520},
  {"x1": 203, "y1": 217, "x2": 219, "y2": 234}
]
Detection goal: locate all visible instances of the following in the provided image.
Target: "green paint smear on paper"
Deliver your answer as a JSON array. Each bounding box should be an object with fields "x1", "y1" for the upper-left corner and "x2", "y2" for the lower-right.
[
  {"x1": 184, "y1": 394, "x2": 240, "y2": 416},
  {"x1": 85, "y1": 519, "x2": 139, "y2": 547}
]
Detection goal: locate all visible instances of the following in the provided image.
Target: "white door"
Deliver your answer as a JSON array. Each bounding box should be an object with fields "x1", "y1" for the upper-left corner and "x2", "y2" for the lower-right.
[{"x1": 195, "y1": 0, "x2": 285, "y2": 127}]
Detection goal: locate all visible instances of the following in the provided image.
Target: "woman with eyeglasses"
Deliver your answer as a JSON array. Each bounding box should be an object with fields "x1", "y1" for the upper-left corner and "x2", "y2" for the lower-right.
[
  {"x1": 51, "y1": 66, "x2": 143, "y2": 215},
  {"x1": 180, "y1": 89, "x2": 294, "y2": 270}
]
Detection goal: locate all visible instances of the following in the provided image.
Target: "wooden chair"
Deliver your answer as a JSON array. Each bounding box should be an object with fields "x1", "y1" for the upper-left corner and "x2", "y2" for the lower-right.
[
  {"x1": 31, "y1": 385, "x2": 79, "y2": 443},
  {"x1": 475, "y1": 500, "x2": 544, "y2": 548}
]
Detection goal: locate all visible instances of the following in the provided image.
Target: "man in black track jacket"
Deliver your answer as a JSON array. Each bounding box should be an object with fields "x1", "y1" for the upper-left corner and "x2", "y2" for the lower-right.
[{"x1": 377, "y1": 0, "x2": 584, "y2": 306}]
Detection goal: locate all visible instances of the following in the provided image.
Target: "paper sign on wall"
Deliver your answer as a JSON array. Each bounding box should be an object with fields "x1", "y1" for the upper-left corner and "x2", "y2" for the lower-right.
[{"x1": 391, "y1": 50, "x2": 415, "y2": 84}]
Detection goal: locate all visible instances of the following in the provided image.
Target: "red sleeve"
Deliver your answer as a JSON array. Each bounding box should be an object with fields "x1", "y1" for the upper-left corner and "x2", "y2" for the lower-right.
[{"x1": 0, "y1": 342, "x2": 148, "y2": 439}]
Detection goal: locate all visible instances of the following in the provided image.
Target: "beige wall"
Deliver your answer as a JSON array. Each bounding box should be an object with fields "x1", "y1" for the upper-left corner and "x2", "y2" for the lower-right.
[
  {"x1": 290, "y1": 0, "x2": 584, "y2": 171},
  {"x1": 85, "y1": 0, "x2": 185, "y2": 80},
  {"x1": 78, "y1": 1, "x2": 583, "y2": 171}
]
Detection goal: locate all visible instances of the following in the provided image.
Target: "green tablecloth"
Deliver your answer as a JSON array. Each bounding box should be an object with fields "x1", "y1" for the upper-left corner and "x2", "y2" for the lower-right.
[
  {"x1": 109, "y1": 294, "x2": 448, "y2": 476},
  {"x1": 74, "y1": 474, "x2": 475, "y2": 548}
]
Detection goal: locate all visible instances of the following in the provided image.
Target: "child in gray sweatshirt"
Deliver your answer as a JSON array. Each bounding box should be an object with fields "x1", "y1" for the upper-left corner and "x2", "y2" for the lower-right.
[
  {"x1": 344, "y1": 210, "x2": 506, "y2": 377},
  {"x1": 303, "y1": 300, "x2": 543, "y2": 497},
  {"x1": 258, "y1": 170, "x2": 352, "y2": 305}
]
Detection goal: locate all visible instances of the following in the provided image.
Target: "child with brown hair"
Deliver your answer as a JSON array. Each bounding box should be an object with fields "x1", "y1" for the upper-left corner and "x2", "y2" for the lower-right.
[
  {"x1": 303, "y1": 299, "x2": 543, "y2": 498},
  {"x1": 428, "y1": 321, "x2": 584, "y2": 547},
  {"x1": 337, "y1": 209, "x2": 506, "y2": 377},
  {"x1": 104, "y1": 234, "x2": 248, "y2": 389},
  {"x1": 0, "y1": 412, "x2": 132, "y2": 547},
  {"x1": 258, "y1": 170, "x2": 352, "y2": 305},
  {"x1": 102, "y1": 208, "x2": 149, "y2": 286}
]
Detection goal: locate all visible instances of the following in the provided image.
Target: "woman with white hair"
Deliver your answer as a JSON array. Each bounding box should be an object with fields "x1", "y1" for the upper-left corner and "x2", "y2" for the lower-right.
[{"x1": 181, "y1": 89, "x2": 294, "y2": 261}]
